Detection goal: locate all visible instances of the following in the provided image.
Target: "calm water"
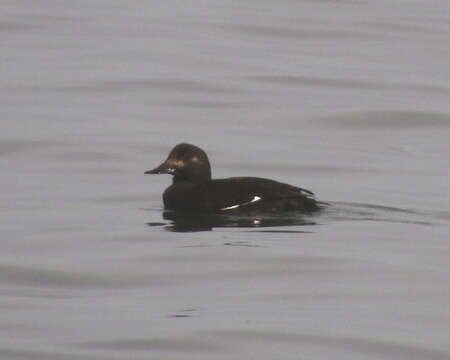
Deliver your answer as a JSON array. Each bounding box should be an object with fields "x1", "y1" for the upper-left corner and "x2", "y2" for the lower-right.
[{"x1": 2, "y1": 1, "x2": 450, "y2": 359}]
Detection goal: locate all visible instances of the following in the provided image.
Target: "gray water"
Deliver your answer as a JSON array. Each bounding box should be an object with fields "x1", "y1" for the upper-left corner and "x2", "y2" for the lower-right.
[{"x1": 1, "y1": 1, "x2": 450, "y2": 359}]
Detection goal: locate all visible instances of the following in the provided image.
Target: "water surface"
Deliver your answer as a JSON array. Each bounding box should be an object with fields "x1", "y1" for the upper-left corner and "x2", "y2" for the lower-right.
[{"x1": 1, "y1": 1, "x2": 450, "y2": 359}]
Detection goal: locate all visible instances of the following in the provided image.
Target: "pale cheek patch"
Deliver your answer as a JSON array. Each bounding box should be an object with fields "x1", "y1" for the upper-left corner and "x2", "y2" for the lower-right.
[
  {"x1": 167, "y1": 159, "x2": 185, "y2": 169},
  {"x1": 221, "y1": 196, "x2": 261, "y2": 210}
]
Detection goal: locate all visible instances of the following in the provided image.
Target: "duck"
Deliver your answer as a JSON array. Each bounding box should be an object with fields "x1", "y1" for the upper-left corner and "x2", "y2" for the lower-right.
[{"x1": 145, "y1": 143, "x2": 321, "y2": 213}]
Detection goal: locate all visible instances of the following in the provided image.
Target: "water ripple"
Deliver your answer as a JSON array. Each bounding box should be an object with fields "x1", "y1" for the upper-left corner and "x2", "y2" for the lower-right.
[
  {"x1": 211, "y1": 330, "x2": 450, "y2": 360},
  {"x1": 74, "y1": 336, "x2": 221, "y2": 353},
  {"x1": 247, "y1": 75, "x2": 450, "y2": 95},
  {"x1": 223, "y1": 24, "x2": 384, "y2": 40},
  {"x1": 4, "y1": 79, "x2": 240, "y2": 94},
  {"x1": 0, "y1": 264, "x2": 166, "y2": 289},
  {"x1": 319, "y1": 111, "x2": 450, "y2": 129}
]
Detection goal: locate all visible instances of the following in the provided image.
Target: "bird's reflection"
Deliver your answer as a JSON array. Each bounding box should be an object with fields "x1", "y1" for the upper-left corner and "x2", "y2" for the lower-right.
[
  {"x1": 147, "y1": 210, "x2": 317, "y2": 232},
  {"x1": 146, "y1": 201, "x2": 445, "y2": 232}
]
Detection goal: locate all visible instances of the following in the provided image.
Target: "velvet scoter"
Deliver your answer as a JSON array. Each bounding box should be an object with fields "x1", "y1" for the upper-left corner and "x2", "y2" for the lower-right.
[{"x1": 145, "y1": 143, "x2": 320, "y2": 213}]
